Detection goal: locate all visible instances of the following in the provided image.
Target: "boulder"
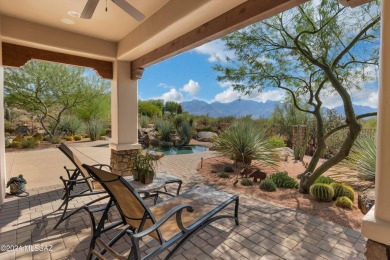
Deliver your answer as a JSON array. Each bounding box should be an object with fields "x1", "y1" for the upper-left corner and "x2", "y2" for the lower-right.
[
  {"x1": 147, "y1": 151, "x2": 164, "y2": 160},
  {"x1": 358, "y1": 189, "x2": 375, "y2": 214},
  {"x1": 196, "y1": 131, "x2": 217, "y2": 142}
]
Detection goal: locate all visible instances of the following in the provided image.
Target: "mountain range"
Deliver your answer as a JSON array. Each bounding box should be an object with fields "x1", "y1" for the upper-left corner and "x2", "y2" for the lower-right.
[{"x1": 181, "y1": 99, "x2": 377, "y2": 118}]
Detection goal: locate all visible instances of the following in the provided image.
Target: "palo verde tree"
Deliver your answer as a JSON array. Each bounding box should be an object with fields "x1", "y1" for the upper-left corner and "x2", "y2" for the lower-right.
[
  {"x1": 5, "y1": 60, "x2": 109, "y2": 137},
  {"x1": 215, "y1": 1, "x2": 380, "y2": 193}
]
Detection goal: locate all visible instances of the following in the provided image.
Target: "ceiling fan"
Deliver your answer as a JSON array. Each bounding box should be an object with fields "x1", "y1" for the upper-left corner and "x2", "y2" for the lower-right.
[{"x1": 80, "y1": 0, "x2": 145, "y2": 21}]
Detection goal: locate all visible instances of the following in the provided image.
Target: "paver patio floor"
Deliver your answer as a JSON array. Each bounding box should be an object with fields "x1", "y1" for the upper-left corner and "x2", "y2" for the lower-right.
[{"x1": 1, "y1": 146, "x2": 367, "y2": 259}]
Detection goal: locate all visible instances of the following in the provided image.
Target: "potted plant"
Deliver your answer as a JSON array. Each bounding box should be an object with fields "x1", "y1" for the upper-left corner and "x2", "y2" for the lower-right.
[{"x1": 133, "y1": 151, "x2": 156, "y2": 184}]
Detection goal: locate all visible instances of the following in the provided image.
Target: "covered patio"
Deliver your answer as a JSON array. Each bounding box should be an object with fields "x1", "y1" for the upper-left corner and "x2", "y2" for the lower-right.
[{"x1": 0, "y1": 0, "x2": 389, "y2": 259}]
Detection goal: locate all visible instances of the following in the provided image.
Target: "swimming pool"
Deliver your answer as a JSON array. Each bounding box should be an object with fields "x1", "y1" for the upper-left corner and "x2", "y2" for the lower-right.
[{"x1": 149, "y1": 145, "x2": 209, "y2": 155}]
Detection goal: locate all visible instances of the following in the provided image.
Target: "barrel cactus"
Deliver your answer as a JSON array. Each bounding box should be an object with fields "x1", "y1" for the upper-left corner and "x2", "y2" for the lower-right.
[
  {"x1": 331, "y1": 183, "x2": 355, "y2": 201},
  {"x1": 309, "y1": 183, "x2": 334, "y2": 202},
  {"x1": 335, "y1": 196, "x2": 354, "y2": 209},
  {"x1": 259, "y1": 178, "x2": 277, "y2": 192}
]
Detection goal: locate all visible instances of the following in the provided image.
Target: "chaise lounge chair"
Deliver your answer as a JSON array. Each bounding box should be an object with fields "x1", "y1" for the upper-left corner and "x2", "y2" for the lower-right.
[
  {"x1": 82, "y1": 164, "x2": 239, "y2": 260},
  {"x1": 54, "y1": 143, "x2": 111, "y2": 229}
]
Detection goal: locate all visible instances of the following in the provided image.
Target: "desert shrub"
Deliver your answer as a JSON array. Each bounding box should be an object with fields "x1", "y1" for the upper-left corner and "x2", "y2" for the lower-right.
[
  {"x1": 259, "y1": 178, "x2": 277, "y2": 192},
  {"x1": 11, "y1": 141, "x2": 21, "y2": 148},
  {"x1": 13, "y1": 135, "x2": 24, "y2": 142},
  {"x1": 240, "y1": 178, "x2": 253, "y2": 186},
  {"x1": 87, "y1": 120, "x2": 103, "y2": 141},
  {"x1": 174, "y1": 114, "x2": 185, "y2": 130},
  {"x1": 57, "y1": 117, "x2": 83, "y2": 135},
  {"x1": 269, "y1": 172, "x2": 298, "y2": 189},
  {"x1": 50, "y1": 135, "x2": 62, "y2": 144},
  {"x1": 74, "y1": 135, "x2": 83, "y2": 141},
  {"x1": 224, "y1": 166, "x2": 234, "y2": 173},
  {"x1": 213, "y1": 119, "x2": 278, "y2": 165},
  {"x1": 310, "y1": 183, "x2": 334, "y2": 202},
  {"x1": 5, "y1": 139, "x2": 11, "y2": 148},
  {"x1": 157, "y1": 120, "x2": 172, "y2": 142},
  {"x1": 314, "y1": 176, "x2": 335, "y2": 185},
  {"x1": 139, "y1": 101, "x2": 162, "y2": 117},
  {"x1": 179, "y1": 121, "x2": 192, "y2": 145},
  {"x1": 139, "y1": 115, "x2": 150, "y2": 128},
  {"x1": 21, "y1": 137, "x2": 37, "y2": 148},
  {"x1": 335, "y1": 196, "x2": 354, "y2": 209},
  {"x1": 336, "y1": 135, "x2": 376, "y2": 181},
  {"x1": 218, "y1": 172, "x2": 230, "y2": 178},
  {"x1": 331, "y1": 183, "x2": 355, "y2": 201},
  {"x1": 65, "y1": 136, "x2": 74, "y2": 141},
  {"x1": 4, "y1": 121, "x2": 16, "y2": 133},
  {"x1": 269, "y1": 136, "x2": 285, "y2": 148},
  {"x1": 33, "y1": 133, "x2": 44, "y2": 141}
]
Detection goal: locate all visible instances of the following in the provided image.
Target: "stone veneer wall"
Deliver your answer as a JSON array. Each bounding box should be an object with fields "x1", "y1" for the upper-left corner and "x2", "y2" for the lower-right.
[
  {"x1": 365, "y1": 240, "x2": 390, "y2": 260},
  {"x1": 110, "y1": 149, "x2": 139, "y2": 176}
]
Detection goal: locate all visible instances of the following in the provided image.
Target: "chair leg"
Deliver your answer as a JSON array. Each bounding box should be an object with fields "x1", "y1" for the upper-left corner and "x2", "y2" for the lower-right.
[{"x1": 234, "y1": 197, "x2": 239, "y2": 226}]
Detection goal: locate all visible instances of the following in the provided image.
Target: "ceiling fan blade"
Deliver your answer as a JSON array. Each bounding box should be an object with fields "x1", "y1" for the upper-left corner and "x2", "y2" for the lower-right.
[
  {"x1": 80, "y1": 0, "x2": 100, "y2": 19},
  {"x1": 112, "y1": 0, "x2": 145, "y2": 21}
]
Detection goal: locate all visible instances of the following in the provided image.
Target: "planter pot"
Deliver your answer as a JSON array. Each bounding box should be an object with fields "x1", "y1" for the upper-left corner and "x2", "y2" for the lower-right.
[
  {"x1": 140, "y1": 174, "x2": 154, "y2": 184},
  {"x1": 133, "y1": 171, "x2": 140, "y2": 181}
]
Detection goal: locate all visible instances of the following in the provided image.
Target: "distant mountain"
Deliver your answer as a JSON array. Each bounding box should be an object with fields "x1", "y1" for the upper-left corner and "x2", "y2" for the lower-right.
[{"x1": 182, "y1": 99, "x2": 377, "y2": 118}]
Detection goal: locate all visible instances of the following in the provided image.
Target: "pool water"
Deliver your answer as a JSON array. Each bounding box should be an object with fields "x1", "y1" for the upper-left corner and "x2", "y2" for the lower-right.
[{"x1": 150, "y1": 145, "x2": 209, "y2": 155}]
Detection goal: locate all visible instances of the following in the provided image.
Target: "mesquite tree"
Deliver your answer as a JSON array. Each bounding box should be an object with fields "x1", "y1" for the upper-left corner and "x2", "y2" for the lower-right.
[
  {"x1": 5, "y1": 61, "x2": 109, "y2": 137},
  {"x1": 214, "y1": 1, "x2": 380, "y2": 193}
]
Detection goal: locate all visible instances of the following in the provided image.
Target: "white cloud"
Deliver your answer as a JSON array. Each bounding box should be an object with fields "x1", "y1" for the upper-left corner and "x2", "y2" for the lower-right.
[
  {"x1": 158, "y1": 83, "x2": 174, "y2": 89},
  {"x1": 194, "y1": 39, "x2": 235, "y2": 63},
  {"x1": 181, "y1": 80, "x2": 200, "y2": 95},
  {"x1": 214, "y1": 87, "x2": 285, "y2": 103},
  {"x1": 160, "y1": 89, "x2": 183, "y2": 102},
  {"x1": 320, "y1": 87, "x2": 378, "y2": 109},
  {"x1": 218, "y1": 81, "x2": 234, "y2": 88}
]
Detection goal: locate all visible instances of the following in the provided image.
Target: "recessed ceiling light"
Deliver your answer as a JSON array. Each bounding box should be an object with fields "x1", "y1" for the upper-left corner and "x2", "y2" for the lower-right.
[
  {"x1": 68, "y1": 11, "x2": 80, "y2": 18},
  {"x1": 61, "y1": 18, "x2": 75, "y2": 25}
]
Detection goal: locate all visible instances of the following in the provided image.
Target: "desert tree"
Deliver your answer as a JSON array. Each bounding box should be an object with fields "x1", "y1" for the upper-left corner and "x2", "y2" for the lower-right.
[
  {"x1": 5, "y1": 60, "x2": 109, "y2": 137},
  {"x1": 214, "y1": 0, "x2": 380, "y2": 193}
]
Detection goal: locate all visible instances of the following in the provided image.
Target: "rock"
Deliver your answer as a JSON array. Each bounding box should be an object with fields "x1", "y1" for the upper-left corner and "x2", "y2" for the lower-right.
[
  {"x1": 280, "y1": 152, "x2": 288, "y2": 162},
  {"x1": 249, "y1": 169, "x2": 267, "y2": 183},
  {"x1": 159, "y1": 141, "x2": 173, "y2": 147},
  {"x1": 358, "y1": 189, "x2": 375, "y2": 214},
  {"x1": 147, "y1": 151, "x2": 164, "y2": 160},
  {"x1": 196, "y1": 131, "x2": 217, "y2": 142},
  {"x1": 150, "y1": 138, "x2": 159, "y2": 147}
]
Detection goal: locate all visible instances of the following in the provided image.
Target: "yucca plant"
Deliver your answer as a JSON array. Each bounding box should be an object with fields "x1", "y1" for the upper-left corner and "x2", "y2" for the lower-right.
[
  {"x1": 331, "y1": 135, "x2": 376, "y2": 182},
  {"x1": 213, "y1": 119, "x2": 278, "y2": 167}
]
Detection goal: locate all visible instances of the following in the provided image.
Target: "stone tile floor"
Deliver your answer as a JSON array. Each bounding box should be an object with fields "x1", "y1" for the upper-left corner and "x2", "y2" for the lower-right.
[{"x1": 0, "y1": 152, "x2": 367, "y2": 259}]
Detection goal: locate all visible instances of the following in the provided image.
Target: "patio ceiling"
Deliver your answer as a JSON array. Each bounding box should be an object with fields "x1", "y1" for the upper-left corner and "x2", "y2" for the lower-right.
[{"x1": 0, "y1": 0, "x2": 307, "y2": 70}]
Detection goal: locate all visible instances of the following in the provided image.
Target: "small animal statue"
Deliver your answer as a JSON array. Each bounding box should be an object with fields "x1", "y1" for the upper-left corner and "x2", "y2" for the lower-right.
[
  {"x1": 249, "y1": 169, "x2": 267, "y2": 183},
  {"x1": 240, "y1": 168, "x2": 252, "y2": 178}
]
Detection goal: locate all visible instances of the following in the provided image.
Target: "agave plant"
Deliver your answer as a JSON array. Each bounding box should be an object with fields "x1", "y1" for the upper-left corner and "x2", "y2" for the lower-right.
[
  {"x1": 331, "y1": 135, "x2": 376, "y2": 182},
  {"x1": 213, "y1": 119, "x2": 278, "y2": 167}
]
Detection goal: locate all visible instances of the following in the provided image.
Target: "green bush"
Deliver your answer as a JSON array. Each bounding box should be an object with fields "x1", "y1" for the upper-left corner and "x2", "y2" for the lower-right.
[
  {"x1": 218, "y1": 172, "x2": 230, "y2": 178},
  {"x1": 57, "y1": 117, "x2": 83, "y2": 135},
  {"x1": 268, "y1": 136, "x2": 285, "y2": 148},
  {"x1": 11, "y1": 140, "x2": 21, "y2": 148},
  {"x1": 50, "y1": 135, "x2": 62, "y2": 144},
  {"x1": 21, "y1": 137, "x2": 37, "y2": 148},
  {"x1": 87, "y1": 120, "x2": 103, "y2": 141},
  {"x1": 179, "y1": 121, "x2": 192, "y2": 145},
  {"x1": 314, "y1": 176, "x2": 335, "y2": 185},
  {"x1": 213, "y1": 119, "x2": 278, "y2": 165},
  {"x1": 33, "y1": 133, "x2": 44, "y2": 141},
  {"x1": 5, "y1": 139, "x2": 11, "y2": 148},
  {"x1": 174, "y1": 114, "x2": 185, "y2": 130},
  {"x1": 310, "y1": 183, "x2": 334, "y2": 202},
  {"x1": 259, "y1": 178, "x2": 277, "y2": 192},
  {"x1": 139, "y1": 101, "x2": 162, "y2": 117},
  {"x1": 139, "y1": 115, "x2": 150, "y2": 128},
  {"x1": 4, "y1": 121, "x2": 16, "y2": 133},
  {"x1": 335, "y1": 196, "x2": 353, "y2": 209},
  {"x1": 331, "y1": 183, "x2": 355, "y2": 201},
  {"x1": 240, "y1": 178, "x2": 253, "y2": 186},
  {"x1": 157, "y1": 120, "x2": 172, "y2": 142},
  {"x1": 269, "y1": 172, "x2": 298, "y2": 189}
]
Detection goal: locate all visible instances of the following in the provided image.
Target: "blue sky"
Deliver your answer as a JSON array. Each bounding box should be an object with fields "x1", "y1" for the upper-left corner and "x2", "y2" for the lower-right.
[{"x1": 138, "y1": 36, "x2": 379, "y2": 109}]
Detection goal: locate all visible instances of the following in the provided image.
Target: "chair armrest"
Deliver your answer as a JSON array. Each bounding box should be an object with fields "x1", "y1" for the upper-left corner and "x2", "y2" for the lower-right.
[
  {"x1": 91, "y1": 164, "x2": 112, "y2": 170},
  {"x1": 131, "y1": 204, "x2": 194, "y2": 239}
]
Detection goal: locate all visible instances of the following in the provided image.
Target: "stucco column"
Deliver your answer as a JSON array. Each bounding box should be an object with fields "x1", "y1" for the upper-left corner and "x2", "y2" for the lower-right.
[
  {"x1": 0, "y1": 18, "x2": 7, "y2": 205},
  {"x1": 110, "y1": 60, "x2": 141, "y2": 176},
  {"x1": 362, "y1": 1, "x2": 390, "y2": 258}
]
